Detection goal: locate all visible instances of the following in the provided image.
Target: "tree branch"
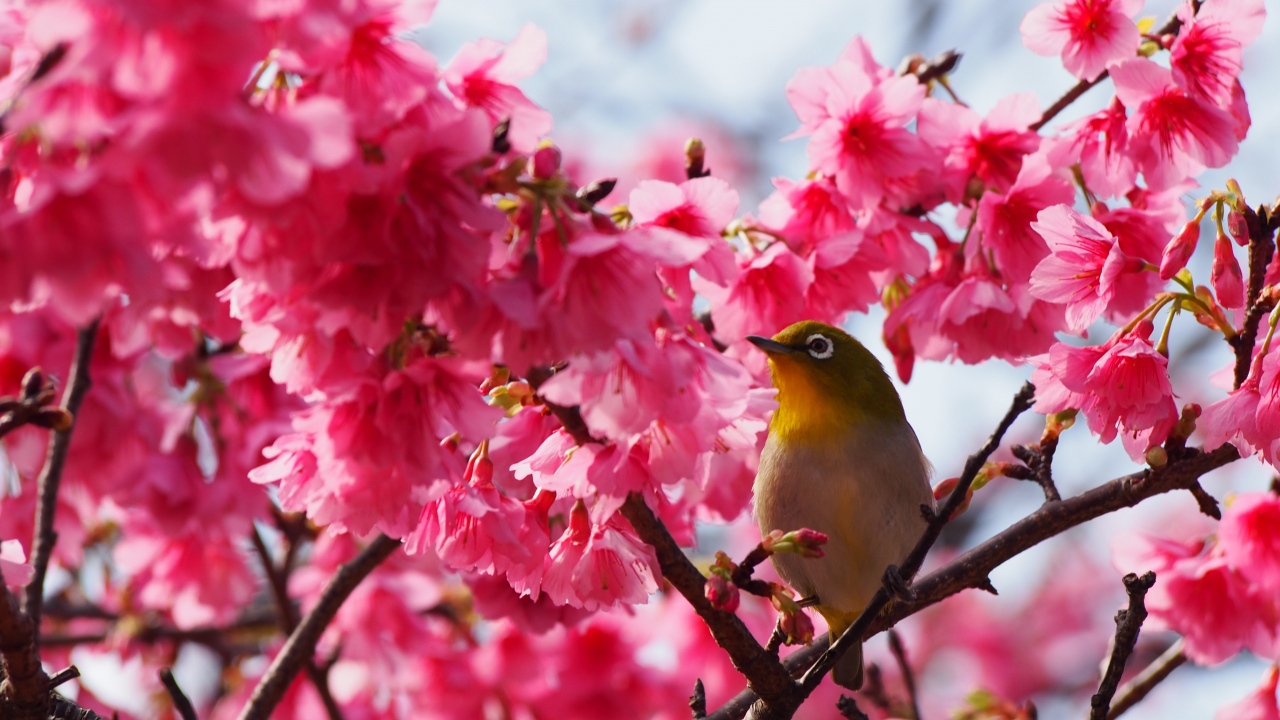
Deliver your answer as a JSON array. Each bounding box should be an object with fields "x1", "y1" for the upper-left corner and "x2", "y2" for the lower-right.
[
  {"x1": 887, "y1": 630, "x2": 920, "y2": 720},
  {"x1": 1230, "y1": 202, "x2": 1278, "y2": 388},
  {"x1": 26, "y1": 318, "x2": 100, "y2": 634},
  {"x1": 250, "y1": 527, "x2": 345, "y2": 720},
  {"x1": 0, "y1": 584, "x2": 46, "y2": 720},
  {"x1": 1106, "y1": 640, "x2": 1187, "y2": 720},
  {"x1": 620, "y1": 495, "x2": 798, "y2": 701},
  {"x1": 708, "y1": 441, "x2": 1240, "y2": 720},
  {"x1": 1090, "y1": 572, "x2": 1156, "y2": 720},
  {"x1": 160, "y1": 668, "x2": 199, "y2": 720},
  {"x1": 236, "y1": 534, "x2": 399, "y2": 720}
]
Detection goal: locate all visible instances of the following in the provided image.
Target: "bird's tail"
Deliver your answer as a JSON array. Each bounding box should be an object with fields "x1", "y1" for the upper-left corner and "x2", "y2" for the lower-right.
[{"x1": 817, "y1": 607, "x2": 864, "y2": 691}]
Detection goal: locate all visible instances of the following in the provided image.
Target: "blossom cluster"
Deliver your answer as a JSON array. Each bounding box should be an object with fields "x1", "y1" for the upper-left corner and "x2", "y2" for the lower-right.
[{"x1": 0, "y1": 0, "x2": 1277, "y2": 717}]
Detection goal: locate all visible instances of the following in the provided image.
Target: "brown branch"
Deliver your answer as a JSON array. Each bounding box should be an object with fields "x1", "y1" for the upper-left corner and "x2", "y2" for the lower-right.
[
  {"x1": 26, "y1": 318, "x2": 100, "y2": 634},
  {"x1": 887, "y1": 630, "x2": 920, "y2": 720},
  {"x1": 236, "y1": 534, "x2": 399, "y2": 720},
  {"x1": 1230, "y1": 202, "x2": 1279, "y2": 388},
  {"x1": 160, "y1": 668, "x2": 199, "y2": 720},
  {"x1": 1090, "y1": 572, "x2": 1156, "y2": 720},
  {"x1": 250, "y1": 527, "x2": 345, "y2": 720},
  {"x1": 708, "y1": 442, "x2": 1241, "y2": 720},
  {"x1": 620, "y1": 495, "x2": 798, "y2": 701},
  {"x1": 691, "y1": 679, "x2": 708, "y2": 719},
  {"x1": 38, "y1": 609, "x2": 279, "y2": 648},
  {"x1": 1106, "y1": 640, "x2": 1186, "y2": 720},
  {"x1": 1030, "y1": 4, "x2": 1195, "y2": 132},
  {"x1": 48, "y1": 696, "x2": 112, "y2": 720},
  {"x1": 0, "y1": 584, "x2": 46, "y2": 720}
]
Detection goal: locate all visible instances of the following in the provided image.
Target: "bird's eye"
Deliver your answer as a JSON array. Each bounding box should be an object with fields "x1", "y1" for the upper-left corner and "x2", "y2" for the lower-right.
[{"x1": 806, "y1": 333, "x2": 834, "y2": 360}]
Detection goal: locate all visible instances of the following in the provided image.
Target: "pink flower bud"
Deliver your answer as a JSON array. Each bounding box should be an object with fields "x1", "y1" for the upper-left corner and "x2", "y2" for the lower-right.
[
  {"x1": 705, "y1": 573, "x2": 740, "y2": 612},
  {"x1": 779, "y1": 606, "x2": 814, "y2": 645},
  {"x1": 776, "y1": 528, "x2": 828, "y2": 558},
  {"x1": 1228, "y1": 211, "x2": 1250, "y2": 246},
  {"x1": 531, "y1": 145, "x2": 561, "y2": 180},
  {"x1": 932, "y1": 477, "x2": 973, "y2": 519},
  {"x1": 1212, "y1": 231, "x2": 1245, "y2": 309},
  {"x1": 1160, "y1": 219, "x2": 1202, "y2": 280}
]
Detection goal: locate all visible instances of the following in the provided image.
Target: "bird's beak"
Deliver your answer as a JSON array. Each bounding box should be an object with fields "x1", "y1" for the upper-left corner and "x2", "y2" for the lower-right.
[{"x1": 747, "y1": 336, "x2": 794, "y2": 355}]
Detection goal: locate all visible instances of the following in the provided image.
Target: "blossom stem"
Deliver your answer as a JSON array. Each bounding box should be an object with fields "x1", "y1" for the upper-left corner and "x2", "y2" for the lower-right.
[
  {"x1": 1155, "y1": 300, "x2": 1179, "y2": 356},
  {"x1": 1259, "y1": 304, "x2": 1280, "y2": 358}
]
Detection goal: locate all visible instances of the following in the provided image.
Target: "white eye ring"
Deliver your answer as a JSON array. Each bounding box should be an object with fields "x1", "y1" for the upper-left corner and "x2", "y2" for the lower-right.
[{"x1": 806, "y1": 333, "x2": 834, "y2": 360}]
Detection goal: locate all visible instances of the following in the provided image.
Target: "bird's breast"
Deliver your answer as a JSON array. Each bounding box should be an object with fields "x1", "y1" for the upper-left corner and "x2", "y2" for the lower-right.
[{"x1": 753, "y1": 421, "x2": 934, "y2": 613}]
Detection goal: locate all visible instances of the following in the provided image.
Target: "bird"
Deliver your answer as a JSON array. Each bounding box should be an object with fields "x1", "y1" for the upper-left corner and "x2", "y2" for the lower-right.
[{"x1": 748, "y1": 319, "x2": 934, "y2": 690}]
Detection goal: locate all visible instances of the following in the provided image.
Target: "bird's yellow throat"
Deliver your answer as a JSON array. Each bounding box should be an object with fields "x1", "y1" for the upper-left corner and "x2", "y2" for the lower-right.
[{"x1": 766, "y1": 353, "x2": 905, "y2": 446}]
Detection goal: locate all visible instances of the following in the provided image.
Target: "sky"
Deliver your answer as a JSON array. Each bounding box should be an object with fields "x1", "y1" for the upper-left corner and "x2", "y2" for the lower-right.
[{"x1": 418, "y1": 1, "x2": 1280, "y2": 718}]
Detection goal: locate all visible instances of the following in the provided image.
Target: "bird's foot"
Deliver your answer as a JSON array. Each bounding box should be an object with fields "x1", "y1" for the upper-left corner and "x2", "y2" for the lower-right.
[{"x1": 882, "y1": 565, "x2": 917, "y2": 603}]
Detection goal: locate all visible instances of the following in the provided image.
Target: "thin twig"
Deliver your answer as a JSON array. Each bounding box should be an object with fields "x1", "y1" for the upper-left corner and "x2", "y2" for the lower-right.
[
  {"x1": 26, "y1": 318, "x2": 100, "y2": 634},
  {"x1": 45, "y1": 666, "x2": 79, "y2": 689},
  {"x1": 1090, "y1": 572, "x2": 1156, "y2": 719},
  {"x1": 888, "y1": 630, "x2": 921, "y2": 720},
  {"x1": 236, "y1": 534, "x2": 399, "y2": 720},
  {"x1": 1106, "y1": 640, "x2": 1187, "y2": 720},
  {"x1": 250, "y1": 527, "x2": 345, "y2": 720},
  {"x1": 160, "y1": 668, "x2": 199, "y2": 720},
  {"x1": 691, "y1": 679, "x2": 708, "y2": 719}
]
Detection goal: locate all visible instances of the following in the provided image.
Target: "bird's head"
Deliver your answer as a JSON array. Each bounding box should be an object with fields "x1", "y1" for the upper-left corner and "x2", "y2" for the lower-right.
[{"x1": 748, "y1": 320, "x2": 907, "y2": 444}]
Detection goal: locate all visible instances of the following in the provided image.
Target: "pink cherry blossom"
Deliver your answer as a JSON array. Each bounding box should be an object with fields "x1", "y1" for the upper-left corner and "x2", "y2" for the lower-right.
[
  {"x1": 787, "y1": 47, "x2": 933, "y2": 207},
  {"x1": 1058, "y1": 98, "x2": 1136, "y2": 198},
  {"x1": 628, "y1": 176, "x2": 739, "y2": 285},
  {"x1": 1213, "y1": 229, "x2": 1246, "y2": 309},
  {"x1": 115, "y1": 530, "x2": 257, "y2": 629},
  {"x1": 975, "y1": 154, "x2": 1075, "y2": 284},
  {"x1": 1031, "y1": 322, "x2": 1179, "y2": 461},
  {"x1": 541, "y1": 501, "x2": 661, "y2": 611},
  {"x1": 1020, "y1": 0, "x2": 1142, "y2": 81},
  {"x1": 757, "y1": 175, "x2": 856, "y2": 255},
  {"x1": 1219, "y1": 492, "x2": 1280, "y2": 597},
  {"x1": 444, "y1": 23, "x2": 553, "y2": 153},
  {"x1": 1111, "y1": 57, "x2": 1239, "y2": 190},
  {"x1": 1029, "y1": 204, "x2": 1142, "y2": 332},
  {"x1": 1115, "y1": 531, "x2": 1279, "y2": 665},
  {"x1": 251, "y1": 355, "x2": 502, "y2": 537},
  {"x1": 1171, "y1": 0, "x2": 1267, "y2": 107},
  {"x1": 917, "y1": 93, "x2": 1041, "y2": 197},
  {"x1": 1217, "y1": 666, "x2": 1280, "y2": 720},
  {"x1": 696, "y1": 242, "x2": 813, "y2": 345}
]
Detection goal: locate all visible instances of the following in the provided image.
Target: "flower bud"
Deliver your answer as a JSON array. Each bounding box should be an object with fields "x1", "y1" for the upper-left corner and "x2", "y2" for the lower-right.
[
  {"x1": 779, "y1": 604, "x2": 814, "y2": 645},
  {"x1": 531, "y1": 144, "x2": 562, "y2": 180},
  {"x1": 684, "y1": 138, "x2": 708, "y2": 179},
  {"x1": 1042, "y1": 409, "x2": 1077, "y2": 443},
  {"x1": 705, "y1": 573, "x2": 740, "y2": 612},
  {"x1": 774, "y1": 528, "x2": 829, "y2": 559},
  {"x1": 1228, "y1": 210, "x2": 1250, "y2": 246},
  {"x1": 1145, "y1": 446, "x2": 1168, "y2": 467},
  {"x1": 20, "y1": 367, "x2": 45, "y2": 399},
  {"x1": 1160, "y1": 219, "x2": 1202, "y2": 280},
  {"x1": 1212, "y1": 230, "x2": 1245, "y2": 309},
  {"x1": 932, "y1": 477, "x2": 973, "y2": 519},
  {"x1": 576, "y1": 177, "x2": 617, "y2": 206}
]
